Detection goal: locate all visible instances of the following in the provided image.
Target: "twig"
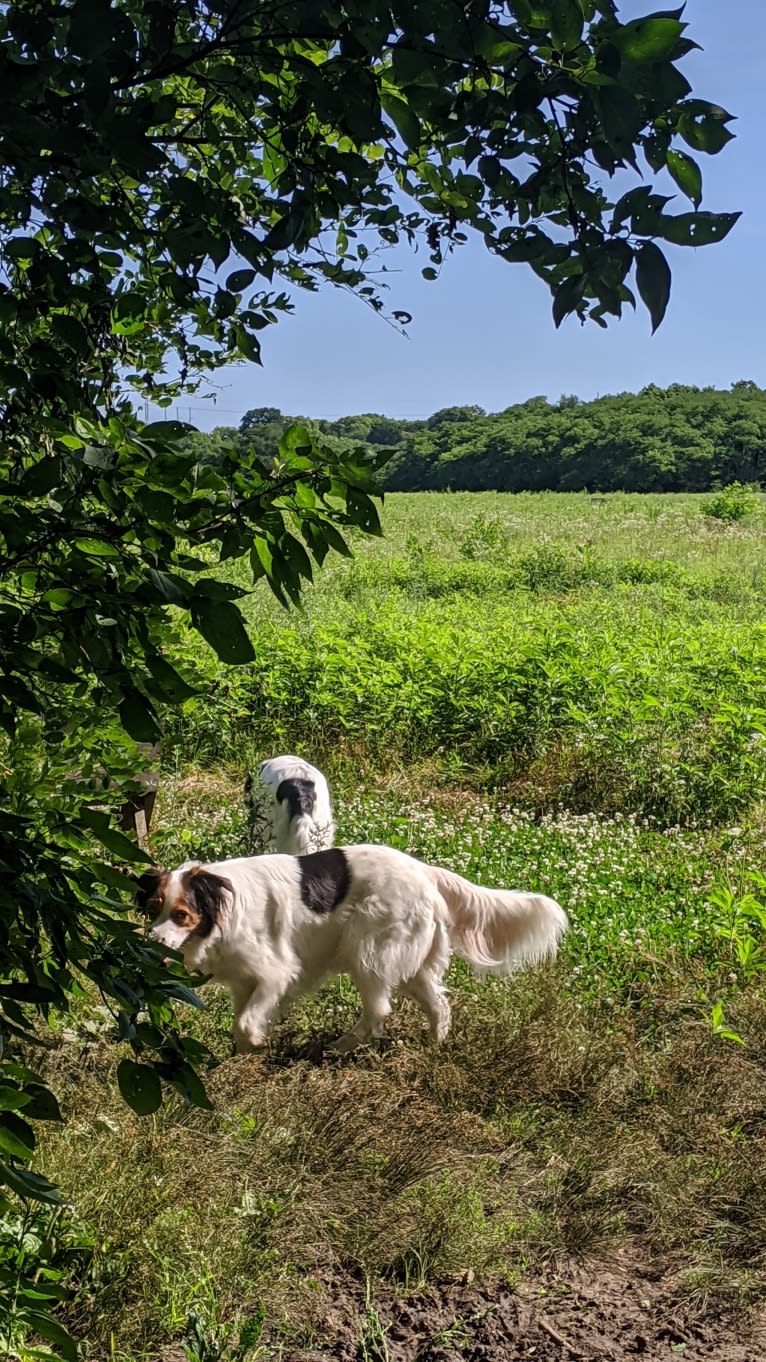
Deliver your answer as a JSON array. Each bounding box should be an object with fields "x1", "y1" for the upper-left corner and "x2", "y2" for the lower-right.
[{"x1": 539, "y1": 1316, "x2": 581, "y2": 1356}]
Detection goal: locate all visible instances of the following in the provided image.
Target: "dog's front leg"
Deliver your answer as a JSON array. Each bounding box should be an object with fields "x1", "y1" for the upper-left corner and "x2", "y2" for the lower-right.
[{"x1": 232, "y1": 982, "x2": 285, "y2": 1053}]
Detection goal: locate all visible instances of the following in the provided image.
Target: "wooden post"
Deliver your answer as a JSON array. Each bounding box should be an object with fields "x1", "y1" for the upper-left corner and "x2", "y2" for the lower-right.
[{"x1": 119, "y1": 743, "x2": 161, "y2": 849}]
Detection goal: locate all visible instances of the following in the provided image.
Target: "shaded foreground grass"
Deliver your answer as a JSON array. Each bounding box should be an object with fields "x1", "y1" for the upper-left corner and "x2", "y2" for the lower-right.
[{"x1": 36, "y1": 773, "x2": 766, "y2": 1360}]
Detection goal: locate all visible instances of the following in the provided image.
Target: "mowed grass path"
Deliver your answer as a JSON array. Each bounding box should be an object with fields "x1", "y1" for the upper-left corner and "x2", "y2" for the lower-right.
[{"x1": 41, "y1": 493, "x2": 766, "y2": 1359}]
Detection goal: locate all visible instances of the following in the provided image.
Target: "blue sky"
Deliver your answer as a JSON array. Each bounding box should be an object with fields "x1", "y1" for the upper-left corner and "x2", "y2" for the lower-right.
[{"x1": 179, "y1": 0, "x2": 765, "y2": 430}]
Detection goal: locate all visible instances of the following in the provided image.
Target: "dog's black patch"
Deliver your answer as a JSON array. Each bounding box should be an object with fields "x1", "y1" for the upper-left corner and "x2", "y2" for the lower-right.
[
  {"x1": 243, "y1": 773, "x2": 253, "y2": 795},
  {"x1": 134, "y1": 868, "x2": 167, "y2": 916},
  {"x1": 182, "y1": 867, "x2": 234, "y2": 938},
  {"x1": 277, "y1": 777, "x2": 316, "y2": 822},
  {"x1": 298, "y1": 849, "x2": 350, "y2": 915}
]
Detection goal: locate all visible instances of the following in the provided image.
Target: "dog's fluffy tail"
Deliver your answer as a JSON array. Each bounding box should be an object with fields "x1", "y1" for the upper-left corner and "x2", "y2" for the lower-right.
[{"x1": 425, "y1": 864, "x2": 567, "y2": 975}]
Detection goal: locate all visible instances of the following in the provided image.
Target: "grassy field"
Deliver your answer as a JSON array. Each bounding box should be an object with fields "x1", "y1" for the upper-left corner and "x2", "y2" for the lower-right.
[
  {"x1": 164, "y1": 491, "x2": 766, "y2": 823},
  {"x1": 37, "y1": 492, "x2": 766, "y2": 1360}
]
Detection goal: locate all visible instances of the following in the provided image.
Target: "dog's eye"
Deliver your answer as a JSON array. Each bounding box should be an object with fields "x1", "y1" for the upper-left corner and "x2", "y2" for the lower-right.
[{"x1": 170, "y1": 909, "x2": 190, "y2": 927}]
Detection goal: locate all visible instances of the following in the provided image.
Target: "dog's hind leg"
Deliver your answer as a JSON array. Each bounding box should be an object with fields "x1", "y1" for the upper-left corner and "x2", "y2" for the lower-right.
[
  {"x1": 328, "y1": 969, "x2": 393, "y2": 1054},
  {"x1": 399, "y1": 924, "x2": 452, "y2": 1042},
  {"x1": 400, "y1": 971, "x2": 451, "y2": 1042}
]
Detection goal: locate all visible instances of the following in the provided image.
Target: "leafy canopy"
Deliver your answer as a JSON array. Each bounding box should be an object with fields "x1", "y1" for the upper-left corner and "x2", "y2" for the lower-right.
[
  {"x1": 190, "y1": 383, "x2": 766, "y2": 494},
  {"x1": 374, "y1": 382, "x2": 766, "y2": 493}
]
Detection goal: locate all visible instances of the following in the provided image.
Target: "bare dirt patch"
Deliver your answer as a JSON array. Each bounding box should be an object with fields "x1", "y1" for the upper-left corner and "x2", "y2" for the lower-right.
[{"x1": 282, "y1": 1257, "x2": 766, "y2": 1362}]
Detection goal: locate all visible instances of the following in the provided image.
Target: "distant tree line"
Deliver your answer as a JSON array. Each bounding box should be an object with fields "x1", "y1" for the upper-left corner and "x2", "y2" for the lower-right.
[{"x1": 188, "y1": 382, "x2": 766, "y2": 493}]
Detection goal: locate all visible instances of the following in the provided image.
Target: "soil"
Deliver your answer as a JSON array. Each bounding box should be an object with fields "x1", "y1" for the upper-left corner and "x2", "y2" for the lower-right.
[{"x1": 280, "y1": 1255, "x2": 766, "y2": 1362}]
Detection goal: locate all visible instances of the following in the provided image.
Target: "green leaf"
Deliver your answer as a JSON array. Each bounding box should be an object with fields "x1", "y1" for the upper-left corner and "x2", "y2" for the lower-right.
[
  {"x1": 39, "y1": 586, "x2": 75, "y2": 608},
  {"x1": 80, "y1": 807, "x2": 153, "y2": 864},
  {"x1": 594, "y1": 87, "x2": 642, "y2": 163},
  {"x1": 5, "y1": 237, "x2": 39, "y2": 262},
  {"x1": 225, "y1": 268, "x2": 257, "y2": 291},
  {"x1": 0, "y1": 1086, "x2": 32, "y2": 1111},
  {"x1": 0, "y1": 1112, "x2": 36, "y2": 1158},
  {"x1": 190, "y1": 577, "x2": 245, "y2": 602},
  {"x1": 380, "y1": 92, "x2": 422, "y2": 151},
  {"x1": 22, "y1": 1085, "x2": 64, "y2": 1122},
  {"x1": 279, "y1": 532, "x2": 314, "y2": 583},
  {"x1": 119, "y1": 690, "x2": 162, "y2": 743},
  {"x1": 678, "y1": 100, "x2": 736, "y2": 154},
  {"x1": 279, "y1": 423, "x2": 314, "y2": 457},
  {"x1": 613, "y1": 16, "x2": 684, "y2": 63},
  {"x1": 21, "y1": 457, "x2": 61, "y2": 495},
  {"x1": 323, "y1": 523, "x2": 355, "y2": 558},
  {"x1": 164, "y1": 983, "x2": 205, "y2": 1010},
  {"x1": 552, "y1": 274, "x2": 586, "y2": 328},
  {"x1": 147, "y1": 569, "x2": 191, "y2": 605},
  {"x1": 644, "y1": 131, "x2": 670, "y2": 173},
  {"x1": 391, "y1": 43, "x2": 440, "y2": 89},
  {"x1": 16, "y1": 1283, "x2": 69, "y2": 1304},
  {"x1": 0, "y1": 1161, "x2": 62, "y2": 1204},
  {"x1": 145, "y1": 654, "x2": 198, "y2": 702},
  {"x1": 74, "y1": 537, "x2": 120, "y2": 559},
  {"x1": 511, "y1": 0, "x2": 551, "y2": 30},
  {"x1": 171, "y1": 1061, "x2": 212, "y2": 1110},
  {"x1": 24, "y1": 1311, "x2": 78, "y2": 1362},
  {"x1": 190, "y1": 598, "x2": 255, "y2": 665},
  {"x1": 51, "y1": 313, "x2": 90, "y2": 354},
  {"x1": 473, "y1": 24, "x2": 521, "y2": 65},
  {"x1": 346, "y1": 489, "x2": 382, "y2": 536},
  {"x1": 264, "y1": 209, "x2": 303, "y2": 253},
  {"x1": 83, "y1": 444, "x2": 116, "y2": 470},
  {"x1": 117, "y1": 1060, "x2": 162, "y2": 1116},
  {"x1": 657, "y1": 211, "x2": 740, "y2": 247},
  {"x1": 666, "y1": 149, "x2": 702, "y2": 208},
  {"x1": 139, "y1": 420, "x2": 190, "y2": 443},
  {"x1": 551, "y1": 0, "x2": 584, "y2": 50},
  {"x1": 635, "y1": 241, "x2": 671, "y2": 333},
  {"x1": 2, "y1": 1063, "x2": 43, "y2": 1084}
]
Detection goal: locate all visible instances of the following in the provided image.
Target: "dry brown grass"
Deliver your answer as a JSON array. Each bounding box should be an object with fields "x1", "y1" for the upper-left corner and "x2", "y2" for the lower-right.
[{"x1": 32, "y1": 965, "x2": 766, "y2": 1359}]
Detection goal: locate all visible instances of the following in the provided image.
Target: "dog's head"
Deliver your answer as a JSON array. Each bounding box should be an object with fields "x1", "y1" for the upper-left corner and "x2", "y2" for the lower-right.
[{"x1": 136, "y1": 864, "x2": 233, "y2": 954}]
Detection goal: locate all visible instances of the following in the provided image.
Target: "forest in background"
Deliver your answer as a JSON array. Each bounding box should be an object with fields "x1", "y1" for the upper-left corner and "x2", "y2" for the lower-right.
[{"x1": 187, "y1": 380, "x2": 766, "y2": 493}]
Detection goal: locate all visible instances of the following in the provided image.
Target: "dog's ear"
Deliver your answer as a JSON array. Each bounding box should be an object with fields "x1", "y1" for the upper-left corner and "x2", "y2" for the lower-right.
[
  {"x1": 243, "y1": 773, "x2": 253, "y2": 795},
  {"x1": 134, "y1": 868, "x2": 166, "y2": 916},
  {"x1": 183, "y1": 868, "x2": 233, "y2": 939}
]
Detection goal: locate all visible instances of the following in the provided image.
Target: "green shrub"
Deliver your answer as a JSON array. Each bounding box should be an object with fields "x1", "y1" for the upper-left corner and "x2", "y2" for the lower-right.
[{"x1": 701, "y1": 482, "x2": 758, "y2": 522}]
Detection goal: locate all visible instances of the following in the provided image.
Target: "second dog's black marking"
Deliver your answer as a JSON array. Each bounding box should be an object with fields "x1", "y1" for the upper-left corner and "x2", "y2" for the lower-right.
[
  {"x1": 298, "y1": 849, "x2": 350, "y2": 915},
  {"x1": 277, "y1": 777, "x2": 316, "y2": 822}
]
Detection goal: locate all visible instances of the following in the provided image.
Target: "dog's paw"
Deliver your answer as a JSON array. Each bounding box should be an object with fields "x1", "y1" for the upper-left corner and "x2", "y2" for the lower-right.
[{"x1": 233, "y1": 1030, "x2": 268, "y2": 1055}]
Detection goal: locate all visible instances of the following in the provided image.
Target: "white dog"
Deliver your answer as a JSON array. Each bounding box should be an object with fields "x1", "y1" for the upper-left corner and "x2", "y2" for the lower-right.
[
  {"x1": 243, "y1": 755, "x2": 334, "y2": 856},
  {"x1": 137, "y1": 845, "x2": 567, "y2": 1054}
]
